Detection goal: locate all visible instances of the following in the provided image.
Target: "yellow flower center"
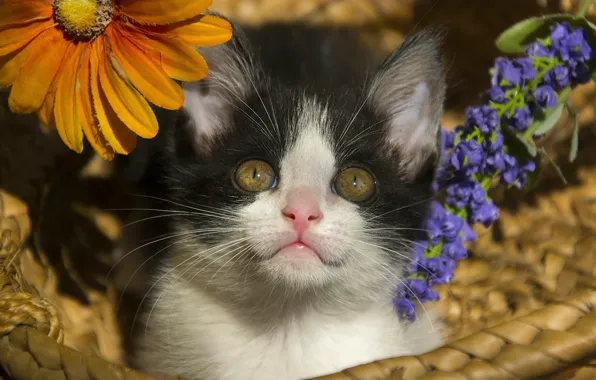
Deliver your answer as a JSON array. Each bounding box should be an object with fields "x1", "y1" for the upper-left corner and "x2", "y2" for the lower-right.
[{"x1": 53, "y1": 0, "x2": 114, "y2": 41}]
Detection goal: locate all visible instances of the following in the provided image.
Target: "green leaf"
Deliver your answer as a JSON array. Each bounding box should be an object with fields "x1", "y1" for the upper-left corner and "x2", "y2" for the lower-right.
[
  {"x1": 502, "y1": 125, "x2": 538, "y2": 157},
  {"x1": 453, "y1": 131, "x2": 462, "y2": 147},
  {"x1": 533, "y1": 102, "x2": 565, "y2": 136},
  {"x1": 566, "y1": 103, "x2": 579, "y2": 162},
  {"x1": 539, "y1": 148, "x2": 567, "y2": 185},
  {"x1": 496, "y1": 14, "x2": 596, "y2": 53},
  {"x1": 515, "y1": 133, "x2": 538, "y2": 157}
]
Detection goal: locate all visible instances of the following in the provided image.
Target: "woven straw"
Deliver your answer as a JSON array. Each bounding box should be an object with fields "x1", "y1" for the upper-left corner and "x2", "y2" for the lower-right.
[{"x1": 1, "y1": 1, "x2": 596, "y2": 379}]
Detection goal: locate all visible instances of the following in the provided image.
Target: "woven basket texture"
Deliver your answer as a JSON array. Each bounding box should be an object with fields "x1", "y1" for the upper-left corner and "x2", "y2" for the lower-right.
[{"x1": 1, "y1": 1, "x2": 596, "y2": 379}]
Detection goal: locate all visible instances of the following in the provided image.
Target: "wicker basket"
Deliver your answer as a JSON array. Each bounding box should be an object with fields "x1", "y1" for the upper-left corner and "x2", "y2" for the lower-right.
[{"x1": 1, "y1": 1, "x2": 596, "y2": 379}]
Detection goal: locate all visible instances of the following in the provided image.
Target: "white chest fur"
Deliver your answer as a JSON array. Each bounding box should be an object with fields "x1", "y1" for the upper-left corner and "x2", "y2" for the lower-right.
[{"x1": 134, "y1": 280, "x2": 443, "y2": 380}]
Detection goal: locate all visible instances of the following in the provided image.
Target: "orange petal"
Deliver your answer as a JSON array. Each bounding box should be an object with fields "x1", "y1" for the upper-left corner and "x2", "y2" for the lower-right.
[
  {"x1": 170, "y1": 15, "x2": 232, "y2": 47},
  {"x1": 126, "y1": 27, "x2": 208, "y2": 82},
  {"x1": 54, "y1": 43, "x2": 84, "y2": 153},
  {"x1": 109, "y1": 27, "x2": 183, "y2": 110},
  {"x1": 0, "y1": 1, "x2": 52, "y2": 29},
  {"x1": 90, "y1": 39, "x2": 137, "y2": 155},
  {"x1": 0, "y1": 20, "x2": 52, "y2": 60},
  {"x1": 77, "y1": 47, "x2": 115, "y2": 161},
  {"x1": 37, "y1": 89, "x2": 56, "y2": 128},
  {"x1": 8, "y1": 27, "x2": 69, "y2": 113},
  {"x1": 119, "y1": 0, "x2": 211, "y2": 25},
  {"x1": 99, "y1": 37, "x2": 158, "y2": 139},
  {"x1": 0, "y1": 47, "x2": 26, "y2": 87},
  {"x1": 37, "y1": 97, "x2": 56, "y2": 130}
]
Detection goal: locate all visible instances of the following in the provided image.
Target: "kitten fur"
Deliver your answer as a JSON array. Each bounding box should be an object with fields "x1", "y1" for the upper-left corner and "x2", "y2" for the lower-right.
[{"x1": 132, "y1": 21, "x2": 447, "y2": 380}]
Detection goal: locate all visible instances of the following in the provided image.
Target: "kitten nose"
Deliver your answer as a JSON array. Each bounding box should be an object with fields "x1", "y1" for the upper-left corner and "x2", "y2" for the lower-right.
[{"x1": 282, "y1": 193, "x2": 322, "y2": 235}]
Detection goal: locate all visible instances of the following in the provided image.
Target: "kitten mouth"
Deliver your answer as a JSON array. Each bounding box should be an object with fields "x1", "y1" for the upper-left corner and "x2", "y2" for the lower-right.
[{"x1": 274, "y1": 241, "x2": 323, "y2": 263}]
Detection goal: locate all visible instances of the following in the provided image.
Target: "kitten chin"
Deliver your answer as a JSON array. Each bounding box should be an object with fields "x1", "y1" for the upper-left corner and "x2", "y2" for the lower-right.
[{"x1": 128, "y1": 20, "x2": 447, "y2": 380}]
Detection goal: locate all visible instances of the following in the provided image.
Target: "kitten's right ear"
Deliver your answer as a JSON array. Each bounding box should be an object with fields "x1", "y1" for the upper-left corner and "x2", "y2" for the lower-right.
[
  {"x1": 366, "y1": 30, "x2": 446, "y2": 181},
  {"x1": 179, "y1": 22, "x2": 255, "y2": 155}
]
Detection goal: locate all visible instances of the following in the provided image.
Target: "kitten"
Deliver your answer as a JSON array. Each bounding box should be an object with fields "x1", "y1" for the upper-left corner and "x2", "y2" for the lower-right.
[{"x1": 132, "y1": 21, "x2": 447, "y2": 380}]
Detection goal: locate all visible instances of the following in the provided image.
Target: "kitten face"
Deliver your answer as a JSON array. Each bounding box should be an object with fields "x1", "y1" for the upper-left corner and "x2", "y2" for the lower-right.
[{"x1": 164, "y1": 27, "x2": 446, "y2": 297}]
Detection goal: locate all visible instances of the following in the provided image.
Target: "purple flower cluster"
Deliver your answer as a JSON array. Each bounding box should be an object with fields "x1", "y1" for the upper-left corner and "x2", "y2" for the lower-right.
[{"x1": 394, "y1": 22, "x2": 594, "y2": 322}]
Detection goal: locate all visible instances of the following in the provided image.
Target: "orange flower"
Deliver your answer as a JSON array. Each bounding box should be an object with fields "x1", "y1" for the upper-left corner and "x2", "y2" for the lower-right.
[{"x1": 0, "y1": 0, "x2": 232, "y2": 160}]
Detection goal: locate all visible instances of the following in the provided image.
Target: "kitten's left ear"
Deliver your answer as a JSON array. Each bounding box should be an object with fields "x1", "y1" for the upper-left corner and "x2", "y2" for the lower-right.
[{"x1": 367, "y1": 30, "x2": 446, "y2": 180}]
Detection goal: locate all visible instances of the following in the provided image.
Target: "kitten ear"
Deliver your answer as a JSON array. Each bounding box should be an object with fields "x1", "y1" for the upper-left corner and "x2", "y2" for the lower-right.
[
  {"x1": 180, "y1": 22, "x2": 256, "y2": 154},
  {"x1": 367, "y1": 30, "x2": 446, "y2": 180}
]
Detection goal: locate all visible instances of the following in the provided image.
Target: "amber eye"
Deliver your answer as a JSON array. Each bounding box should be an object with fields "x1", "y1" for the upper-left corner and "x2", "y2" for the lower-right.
[
  {"x1": 235, "y1": 159, "x2": 277, "y2": 192},
  {"x1": 333, "y1": 167, "x2": 377, "y2": 203}
]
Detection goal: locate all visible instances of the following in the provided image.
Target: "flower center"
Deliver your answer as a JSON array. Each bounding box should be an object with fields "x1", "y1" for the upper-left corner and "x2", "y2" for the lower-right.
[{"x1": 53, "y1": 0, "x2": 114, "y2": 40}]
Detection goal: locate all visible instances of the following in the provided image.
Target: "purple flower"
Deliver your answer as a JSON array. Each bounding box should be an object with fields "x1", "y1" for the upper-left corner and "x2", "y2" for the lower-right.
[
  {"x1": 570, "y1": 62, "x2": 591, "y2": 85},
  {"x1": 442, "y1": 238, "x2": 468, "y2": 261},
  {"x1": 442, "y1": 129, "x2": 455, "y2": 151},
  {"x1": 433, "y1": 156, "x2": 452, "y2": 194},
  {"x1": 486, "y1": 86, "x2": 506, "y2": 104},
  {"x1": 406, "y1": 278, "x2": 440, "y2": 302},
  {"x1": 551, "y1": 23, "x2": 592, "y2": 63},
  {"x1": 514, "y1": 159, "x2": 537, "y2": 188},
  {"x1": 469, "y1": 200, "x2": 499, "y2": 227},
  {"x1": 484, "y1": 131, "x2": 504, "y2": 153},
  {"x1": 394, "y1": 297, "x2": 416, "y2": 322},
  {"x1": 409, "y1": 241, "x2": 428, "y2": 272},
  {"x1": 450, "y1": 138, "x2": 484, "y2": 175},
  {"x1": 499, "y1": 155, "x2": 536, "y2": 188},
  {"x1": 424, "y1": 201, "x2": 447, "y2": 244},
  {"x1": 525, "y1": 41, "x2": 555, "y2": 58},
  {"x1": 504, "y1": 106, "x2": 532, "y2": 132},
  {"x1": 533, "y1": 85, "x2": 557, "y2": 109},
  {"x1": 420, "y1": 257, "x2": 456, "y2": 286},
  {"x1": 465, "y1": 105, "x2": 498, "y2": 134},
  {"x1": 500, "y1": 154, "x2": 520, "y2": 185},
  {"x1": 395, "y1": 21, "x2": 595, "y2": 321},
  {"x1": 492, "y1": 57, "x2": 522, "y2": 87},
  {"x1": 431, "y1": 180, "x2": 440, "y2": 194},
  {"x1": 485, "y1": 150, "x2": 506, "y2": 174},
  {"x1": 467, "y1": 182, "x2": 499, "y2": 227},
  {"x1": 469, "y1": 203, "x2": 498, "y2": 228},
  {"x1": 461, "y1": 222, "x2": 477, "y2": 242},
  {"x1": 436, "y1": 256, "x2": 457, "y2": 284},
  {"x1": 442, "y1": 212, "x2": 464, "y2": 242},
  {"x1": 551, "y1": 23, "x2": 574, "y2": 58},
  {"x1": 515, "y1": 58, "x2": 538, "y2": 81},
  {"x1": 545, "y1": 65, "x2": 570, "y2": 90},
  {"x1": 471, "y1": 182, "x2": 486, "y2": 205},
  {"x1": 445, "y1": 179, "x2": 474, "y2": 209}
]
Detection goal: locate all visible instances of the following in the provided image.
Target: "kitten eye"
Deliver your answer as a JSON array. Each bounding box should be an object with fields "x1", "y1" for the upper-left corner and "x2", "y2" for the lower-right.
[
  {"x1": 332, "y1": 167, "x2": 377, "y2": 203},
  {"x1": 235, "y1": 159, "x2": 277, "y2": 192}
]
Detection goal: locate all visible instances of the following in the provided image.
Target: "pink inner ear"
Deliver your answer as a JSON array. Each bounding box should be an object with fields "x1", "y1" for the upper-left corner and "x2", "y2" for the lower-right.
[{"x1": 282, "y1": 189, "x2": 323, "y2": 235}]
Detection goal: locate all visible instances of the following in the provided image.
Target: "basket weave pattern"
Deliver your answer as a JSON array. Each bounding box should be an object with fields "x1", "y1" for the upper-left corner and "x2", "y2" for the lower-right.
[{"x1": 1, "y1": 1, "x2": 596, "y2": 379}]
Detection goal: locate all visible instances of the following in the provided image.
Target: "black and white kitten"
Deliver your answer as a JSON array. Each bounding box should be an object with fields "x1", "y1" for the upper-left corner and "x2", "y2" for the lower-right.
[{"x1": 132, "y1": 22, "x2": 447, "y2": 380}]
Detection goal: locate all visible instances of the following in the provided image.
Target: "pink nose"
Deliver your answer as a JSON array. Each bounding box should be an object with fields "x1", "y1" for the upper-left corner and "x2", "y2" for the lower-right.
[{"x1": 282, "y1": 194, "x2": 322, "y2": 235}]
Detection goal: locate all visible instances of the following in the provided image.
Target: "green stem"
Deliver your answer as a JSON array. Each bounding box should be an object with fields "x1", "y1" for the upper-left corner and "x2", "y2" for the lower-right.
[
  {"x1": 523, "y1": 86, "x2": 572, "y2": 139},
  {"x1": 577, "y1": 0, "x2": 592, "y2": 17}
]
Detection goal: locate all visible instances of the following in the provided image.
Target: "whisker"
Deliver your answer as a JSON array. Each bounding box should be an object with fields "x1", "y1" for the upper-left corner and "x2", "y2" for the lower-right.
[
  {"x1": 109, "y1": 227, "x2": 249, "y2": 277},
  {"x1": 121, "y1": 213, "x2": 193, "y2": 228},
  {"x1": 140, "y1": 238, "x2": 251, "y2": 337},
  {"x1": 124, "y1": 194, "x2": 241, "y2": 217},
  {"x1": 366, "y1": 196, "x2": 436, "y2": 222}
]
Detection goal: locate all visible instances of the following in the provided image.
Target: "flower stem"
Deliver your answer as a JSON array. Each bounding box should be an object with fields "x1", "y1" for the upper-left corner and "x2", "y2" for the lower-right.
[{"x1": 578, "y1": 0, "x2": 592, "y2": 17}]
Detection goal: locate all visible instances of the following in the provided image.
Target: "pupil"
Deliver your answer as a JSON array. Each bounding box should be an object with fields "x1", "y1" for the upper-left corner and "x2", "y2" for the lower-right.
[
  {"x1": 252, "y1": 168, "x2": 258, "y2": 179},
  {"x1": 352, "y1": 176, "x2": 358, "y2": 188}
]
